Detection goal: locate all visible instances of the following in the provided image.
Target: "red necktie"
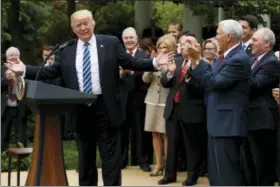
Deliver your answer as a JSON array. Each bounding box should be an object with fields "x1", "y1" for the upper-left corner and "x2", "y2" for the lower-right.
[
  {"x1": 219, "y1": 54, "x2": 224, "y2": 63},
  {"x1": 174, "y1": 63, "x2": 187, "y2": 103},
  {"x1": 128, "y1": 50, "x2": 133, "y2": 56},
  {"x1": 8, "y1": 79, "x2": 15, "y2": 101},
  {"x1": 251, "y1": 58, "x2": 259, "y2": 69}
]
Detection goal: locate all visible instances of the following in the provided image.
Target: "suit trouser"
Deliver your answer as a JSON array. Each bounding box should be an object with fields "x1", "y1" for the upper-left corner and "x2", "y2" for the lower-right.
[
  {"x1": 75, "y1": 97, "x2": 121, "y2": 186},
  {"x1": 120, "y1": 94, "x2": 133, "y2": 167},
  {"x1": 165, "y1": 105, "x2": 206, "y2": 179},
  {"x1": 130, "y1": 105, "x2": 153, "y2": 166},
  {"x1": 1, "y1": 106, "x2": 23, "y2": 151},
  {"x1": 248, "y1": 129, "x2": 276, "y2": 186},
  {"x1": 208, "y1": 136, "x2": 246, "y2": 186}
]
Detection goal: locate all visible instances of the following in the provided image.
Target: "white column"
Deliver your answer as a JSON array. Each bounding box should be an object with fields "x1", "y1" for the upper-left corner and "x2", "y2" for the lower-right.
[
  {"x1": 218, "y1": 7, "x2": 224, "y2": 22},
  {"x1": 183, "y1": 3, "x2": 203, "y2": 43},
  {"x1": 134, "y1": 0, "x2": 152, "y2": 37},
  {"x1": 259, "y1": 14, "x2": 271, "y2": 28}
]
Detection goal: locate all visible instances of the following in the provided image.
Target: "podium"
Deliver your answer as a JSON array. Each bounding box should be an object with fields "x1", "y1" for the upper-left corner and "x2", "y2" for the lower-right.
[{"x1": 23, "y1": 80, "x2": 96, "y2": 186}]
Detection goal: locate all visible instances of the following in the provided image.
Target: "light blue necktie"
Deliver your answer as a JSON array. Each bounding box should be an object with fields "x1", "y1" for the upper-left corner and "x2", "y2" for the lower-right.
[
  {"x1": 242, "y1": 44, "x2": 247, "y2": 51},
  {"x1": 83, "y1": 42, "x2": 92, "y2": 94}
]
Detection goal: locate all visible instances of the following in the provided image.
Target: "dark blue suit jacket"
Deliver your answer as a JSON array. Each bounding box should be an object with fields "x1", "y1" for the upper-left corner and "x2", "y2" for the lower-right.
[
  {"x1": 248, "y1": 51, "x2": 280, "y2": 130},
  {"x1": 189, "y1": 45, "x2": 251, "y2": 137}
]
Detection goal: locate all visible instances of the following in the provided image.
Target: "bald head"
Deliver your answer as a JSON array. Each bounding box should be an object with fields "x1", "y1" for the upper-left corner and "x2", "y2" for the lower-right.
[
  {"x1": 122, "y1": 27, "x2": 138, "y2": 51},
  {"x1": 122, "y1": 27, "x2": 138, "y2": 39}
]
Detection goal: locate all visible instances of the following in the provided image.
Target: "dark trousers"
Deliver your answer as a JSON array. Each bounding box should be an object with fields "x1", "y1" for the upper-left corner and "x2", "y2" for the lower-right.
[
  {"x1": 208, "y1": 136, "x2": 245, "y2": 186},
  {"x1": 248, "y1": 129, "x2": 276, "y2": 186},
  {"x1": 165, "y1": 105, "x2": 206, "y2": 179},
  {"x1": 130, "y1": 105, "x2": 153, "y2": 166},
  {"x1": 120, "y1": 95, "x2": 133, "y2": 167},
  {"x1": 1, "y1": 106, "x2": 26, "y2": 151},
  {"x1": 75, "y1": 97, "x2": 121, "y2": 186}
]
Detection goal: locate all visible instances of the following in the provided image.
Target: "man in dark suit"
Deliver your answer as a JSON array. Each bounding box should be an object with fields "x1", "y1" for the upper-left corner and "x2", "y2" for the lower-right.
[
  {"x1": 239, "y1": 15, "x2": 259, "y2": 57},
  {"x1": 5, "y1": 9, "x2": 172, "y2": 186},
  {"x1": 1, "y1": 47, "x2": 28, "y2": 151},
  {"x1": 120, "y1": 27, "x2": 153, "y2": 171},
  {"x1": 186, "y1": 19, "x2": 251, "y2": 185},
  {"x1": 158, "y1": 35, "x2": 207, "y2": 186},
  {"x1": 247, "y1": 28, "x2": 280, "y2": 185}
]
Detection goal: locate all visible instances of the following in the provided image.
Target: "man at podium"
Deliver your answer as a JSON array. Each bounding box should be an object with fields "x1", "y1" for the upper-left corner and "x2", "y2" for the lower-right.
[{"x1": 5, "y1": 9, "x2": 173, "y2": 186}]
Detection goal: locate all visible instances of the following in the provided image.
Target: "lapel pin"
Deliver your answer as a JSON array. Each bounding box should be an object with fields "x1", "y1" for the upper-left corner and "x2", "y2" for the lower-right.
[{"x1": 100, "y1": 45, "x2": 104, "y2": 47}]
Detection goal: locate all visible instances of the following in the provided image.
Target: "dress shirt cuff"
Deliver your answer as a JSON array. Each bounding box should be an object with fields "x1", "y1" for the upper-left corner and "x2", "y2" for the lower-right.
[
  {"x1": 191, "y1": 60, "x2": 200, "y2": 70},
  {"x1": 152, "y1": 58, "x2": 158, "y2": 69},
  {"x1": 185, "y1": 75, "x2": 191, "y2": 83},
  {"x1": 22, "y1": 65, "x2": 26, "y2": 78},
  {"x1": 166, "y1": 72, "x2": 174, "y2": 80}
]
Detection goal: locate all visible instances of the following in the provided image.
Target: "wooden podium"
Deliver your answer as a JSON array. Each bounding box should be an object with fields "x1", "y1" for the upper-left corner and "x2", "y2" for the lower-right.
[{"x1": 23, "y1": 80, "x2": 96, "y2": 186}]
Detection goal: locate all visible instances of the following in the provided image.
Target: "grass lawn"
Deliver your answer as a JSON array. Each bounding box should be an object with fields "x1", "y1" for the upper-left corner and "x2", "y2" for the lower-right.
[
  {"x1": 1, "y1": 141, "x2": 101, "y2": 171},
  {"x1": 63, "y1": 140, "x2": 102, "y2": 169}
]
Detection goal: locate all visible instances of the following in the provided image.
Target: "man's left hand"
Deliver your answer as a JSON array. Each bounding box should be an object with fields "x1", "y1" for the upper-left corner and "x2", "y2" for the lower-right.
[{"x1": 156, "y1": 52, "x2": 175, "y2": 67}]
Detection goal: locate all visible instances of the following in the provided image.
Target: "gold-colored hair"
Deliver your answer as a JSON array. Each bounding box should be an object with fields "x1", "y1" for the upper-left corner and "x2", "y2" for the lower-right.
[{"x1": 156, "y1": 34, "x2": 177, "y2": 53}]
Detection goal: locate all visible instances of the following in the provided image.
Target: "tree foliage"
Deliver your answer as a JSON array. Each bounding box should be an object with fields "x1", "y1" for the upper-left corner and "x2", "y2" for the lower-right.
[{"x1": 152, "y1": 1, "x2": 184, "y2": 33}]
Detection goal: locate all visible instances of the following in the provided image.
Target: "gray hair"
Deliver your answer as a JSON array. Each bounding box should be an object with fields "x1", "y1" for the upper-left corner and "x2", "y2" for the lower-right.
[
  {"x1": 259, "y1": 27, "x2": 275, "y2": 47},
  {"x1": 219, "y1": 19, "x2": 243, "y2": 41},
  {"x1": 5, "y1": 46, "x2": 20, "y2": 57}
]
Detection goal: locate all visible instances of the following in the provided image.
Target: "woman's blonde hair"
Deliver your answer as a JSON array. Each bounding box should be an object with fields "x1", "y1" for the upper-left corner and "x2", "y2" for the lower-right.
[
  {"x1": 156, "y1": 34, "x2": 177, "y2": 53},
  {"x1": 203, "y1": 38, "x2": 219, "y2": 52}
]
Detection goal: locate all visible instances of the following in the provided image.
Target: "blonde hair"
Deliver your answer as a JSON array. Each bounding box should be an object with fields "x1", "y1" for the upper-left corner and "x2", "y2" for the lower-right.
[
  {"x1": 203, "y1": 38, "x2": 219, "y2": 52},
  {"x1": 71, "y1": 9, "x2": 94, "y2": 27},
  {"x1": 156, "y1": 34, "x2": 177, "y2": 53}
]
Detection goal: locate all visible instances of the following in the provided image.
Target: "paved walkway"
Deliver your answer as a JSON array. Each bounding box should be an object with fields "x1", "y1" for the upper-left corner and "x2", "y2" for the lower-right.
[{"x1": 1, "y1": 166, "x2": 209, "y2": 186}]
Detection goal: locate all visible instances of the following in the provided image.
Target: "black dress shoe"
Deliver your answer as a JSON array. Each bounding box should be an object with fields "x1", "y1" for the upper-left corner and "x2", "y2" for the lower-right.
[
  {"x1": 139, "y1": 163, "x2": 151, "y2": 172},
  {"x1": 182, "y1": 178, "x2": 197, "y2": 186},
  {"x1": 182, "y1": 172, "x2": 199, "y2": 186},
  {"x1": 158, "y1": 177, "x2": 176, "y2": 185}
]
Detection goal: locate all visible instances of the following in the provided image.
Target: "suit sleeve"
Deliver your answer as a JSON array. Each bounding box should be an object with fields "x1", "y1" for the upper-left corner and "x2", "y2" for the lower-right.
[
  {"x1": 189, "y1": 58, "x2": 249, "y2": 92},
  {"x1": 115, "y1": 37, "x2": 155, "y2": 71},
  {"x1": 250, "y1": 60, "x2": 280, "y2": 93},
  {"x1": 25, "y1": 52, "x2": 61, "y2": 80},
  {"x1": 160, "y1": 72, "x2": 175, "y2": 88}
]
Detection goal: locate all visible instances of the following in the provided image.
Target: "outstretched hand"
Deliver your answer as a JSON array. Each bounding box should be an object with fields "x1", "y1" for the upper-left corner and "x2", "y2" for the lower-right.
[
  {"x1": 4, "y1": 57, "x2": 25, "y2": 76},
  {"x1": 156, "y1": 52, "x2": 175, "y2": 68}
]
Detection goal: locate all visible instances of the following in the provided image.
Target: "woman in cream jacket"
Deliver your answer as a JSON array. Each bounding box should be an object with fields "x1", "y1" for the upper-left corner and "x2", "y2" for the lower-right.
[{"x1": 142, "y1": 34, "x2": 177, "y2": 176}]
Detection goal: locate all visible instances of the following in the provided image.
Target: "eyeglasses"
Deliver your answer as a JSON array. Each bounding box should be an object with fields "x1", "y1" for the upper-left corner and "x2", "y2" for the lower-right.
[{"x1": 203, "y1": 48, "x2": 216, "y2": 51}]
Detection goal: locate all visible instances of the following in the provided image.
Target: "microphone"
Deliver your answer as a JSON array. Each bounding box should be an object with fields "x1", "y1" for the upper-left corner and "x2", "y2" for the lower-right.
[{"x1": 35, "y1": 39, "x2": 76, "y2": 81}]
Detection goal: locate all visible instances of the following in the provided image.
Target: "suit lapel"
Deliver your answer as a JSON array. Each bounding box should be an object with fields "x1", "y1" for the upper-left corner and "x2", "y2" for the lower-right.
[
  {"x1": 67, "y1": 43, "x2": 79, "y2": 90},
  {"x1": 96, "y1": 35, "x2": 105, "y2": 82},
  {"x1": 216, "y1": 44, "x2": 242, "y2": 73},
  {"x1": 251, "y1": 51, "x2": 273, "y2": 74}
]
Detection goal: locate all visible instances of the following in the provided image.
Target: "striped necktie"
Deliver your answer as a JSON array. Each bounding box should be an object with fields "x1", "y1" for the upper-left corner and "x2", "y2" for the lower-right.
[{"x1": 83, "y1": 42, "x2": 92, "y2": 94}]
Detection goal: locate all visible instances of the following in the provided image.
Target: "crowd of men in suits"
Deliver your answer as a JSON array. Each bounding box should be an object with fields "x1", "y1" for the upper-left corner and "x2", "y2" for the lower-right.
[{"x1": 2, "y1": 9, "x2": 280, "y2": 186}]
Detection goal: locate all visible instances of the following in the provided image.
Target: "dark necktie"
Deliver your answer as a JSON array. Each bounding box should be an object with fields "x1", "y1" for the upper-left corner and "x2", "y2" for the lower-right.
[{"x1": 251, "y1": 58, "x2": 259, "y2": 69}]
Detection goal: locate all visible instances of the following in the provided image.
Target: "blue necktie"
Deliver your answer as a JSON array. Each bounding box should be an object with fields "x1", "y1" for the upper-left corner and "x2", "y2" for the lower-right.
[{"x1": 83, "y1": 42, "x2": 92, "y2": 94}]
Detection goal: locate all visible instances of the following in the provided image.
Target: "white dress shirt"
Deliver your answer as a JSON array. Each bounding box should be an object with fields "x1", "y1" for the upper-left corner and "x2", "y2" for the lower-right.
[{"x1": 76, "y1": 35, "x2": 102, "y2": 95}]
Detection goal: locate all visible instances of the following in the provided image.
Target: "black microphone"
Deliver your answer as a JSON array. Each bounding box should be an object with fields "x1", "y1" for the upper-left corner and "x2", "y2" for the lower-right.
[{"x1": 35, "y1": 39, "x2": 76, "y2": 81}]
